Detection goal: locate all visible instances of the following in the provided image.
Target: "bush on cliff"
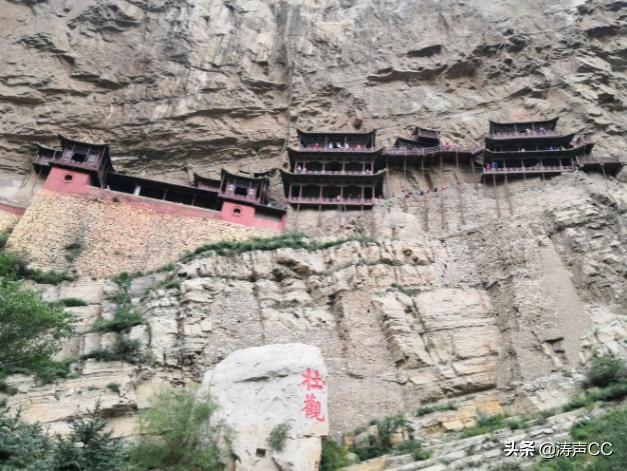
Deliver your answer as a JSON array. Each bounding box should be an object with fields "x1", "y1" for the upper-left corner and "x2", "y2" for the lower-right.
[
  {"x1": 584, "y1": 355, "x2": 627, "y2": 389},
  {"x1": 0, "y1": 250, "x2": 73, "y2": 285},
  {"x1": 320, "y1": 437, "x2": 350, "y2": 471},
  {"x1": 0, "y1": 405, "x2": 127, "y2": 471},
  {"x1": 0, "y1": 278, "x2": 72, "y2": 379},
  {"x1": 128, "y1": 388, "x2": 222, "y2": 470},
  {"x1": 532, "y1": 406, "x2": 627, "y2": 471},
  {"x1": 180, "y1": 232, "x2": 376, "y2": 262}
]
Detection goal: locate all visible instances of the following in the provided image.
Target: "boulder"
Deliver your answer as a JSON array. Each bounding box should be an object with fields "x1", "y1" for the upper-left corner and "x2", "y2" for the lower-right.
[{"x1": 200, "y1": 343, "x2": 329, "y2": 471}]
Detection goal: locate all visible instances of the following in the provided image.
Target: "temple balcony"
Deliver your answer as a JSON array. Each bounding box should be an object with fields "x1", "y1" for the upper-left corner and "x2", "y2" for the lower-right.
[
  {"x1": 296, "y1": 145, "x2": 377, "y2": 153},
  {"x1": 293, "y1": 169, "x2": 374, "y2": 176},
  {"x1": 489, "y1": 130, "x2": 562, "y2": 139},
  {"x1": 384, "y1": 144, "x2": 483, "y2": 156},
  {"x1": 481, "y1": 163, "x2": 575, "y2": 181},
  {"x1": 287, "y1": 196, "x2": 375, "y2": 206}
]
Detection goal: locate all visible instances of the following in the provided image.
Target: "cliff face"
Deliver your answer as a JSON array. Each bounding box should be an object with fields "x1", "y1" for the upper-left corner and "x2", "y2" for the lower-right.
[
  {"x1": 1, "y1": 0, "x2": 627, "y2": 464},
  {"x1": 1, "y1": 0, "x2": 626, "y2": 202},
  {"x1": 5, "y1": 169, "x2": 625, "y2": 440}
]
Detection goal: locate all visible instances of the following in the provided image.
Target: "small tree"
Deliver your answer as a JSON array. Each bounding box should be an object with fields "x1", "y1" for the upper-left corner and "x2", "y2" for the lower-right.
[
  {"x1": 129, "y1": 388, "x2": 222, "y2": 470},
  {"x1": 0, "y1": 278, "x2": 72, "y2": 377},
  {"x1": 52, "y1": 405, "x2": 127, "y2": 471},
  {"x1": 0, "y1": 407, "x2": 53, "y2": 470}
]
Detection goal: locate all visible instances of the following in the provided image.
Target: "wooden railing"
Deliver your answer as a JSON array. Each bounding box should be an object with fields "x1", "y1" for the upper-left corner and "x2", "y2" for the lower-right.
[
  {"x1": 482, "y1": 164, "x2": 575, "y2": 175},
  {"x1": 288, "y1": 196, "x2": 375, "y2": 205},
  {"x1": 489, "y1": 130, "x2": 561, "y2": 139},
  {"x1": 297, "y1": 146, "x2": 377, "y2": 153},
  {"x1": 293, "y1": 169, "x2": 373, "y2": 175},
  {"x1": 383, "y1": 145, "x2": 483, "y2": 156}
]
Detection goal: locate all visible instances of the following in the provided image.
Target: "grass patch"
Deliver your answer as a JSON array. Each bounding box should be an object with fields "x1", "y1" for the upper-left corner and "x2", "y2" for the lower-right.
[
  {"x1": 93, "y1": 307, "x2": 143, "y2": 333},
  {"x1": 106, "y1": 383, "x2": 121, "y2": 394},
  {"x1": 180, "y1": 232, "x2": 376, "y2": 263},
  {"x1": 81, "y1": 337, "x2": 146, "y2": 364},
  {"x1": 396, "y1": 438, "x2": 431, "y2": 461},
  {"x1": 350, "y1": 414, "x2": 408, "y2": 461},
  {"x1": 584, "y1": 354, "x2": 627, "y2": 389},
  {"x1": 64, "y1": 241, "x2": 82, "y2": 262},
  {"x1": 460, "y1": 413, "x2": 508, "y2": 438},
  {"x1": 268, "y1": 422, "x2": 290, "y2": 451},
  {"x1": 416, "y1": 401, "x2": 458, "y2": 416},
  {"x1": 391, "y1": 283, "x2": 419, "y2": 296},
  {"x1": 32, "y1": 358, "x2": 76, "y2": 384},
  {"x1": 562, "y1": 381, "x2": 627, "y2": 412},
  {"x1": 532, "y1": 406, "x2": 627, "y2": 471},
  {"x1": 58, "y1": 297, "x2": 89, "y2": 307}
]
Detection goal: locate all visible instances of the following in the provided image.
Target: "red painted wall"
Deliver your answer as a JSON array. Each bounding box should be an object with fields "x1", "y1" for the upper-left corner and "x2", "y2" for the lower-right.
[
  {"x1": 0, "y1": 202, "x2": 26, "y2": 216},
  {"x1": 43, "y1": 167, "x2": 285, "y2": 232}
]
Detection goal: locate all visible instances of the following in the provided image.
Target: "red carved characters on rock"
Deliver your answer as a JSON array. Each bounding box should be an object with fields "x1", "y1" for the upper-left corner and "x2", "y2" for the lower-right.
[
  {"x1": 302, "y1": 393, "x2": 325, "y2": 422},
  {"x1": 300, "y1": 368, "x2": 326, "y2": 422},
  {"x1": 301, "y1": 368, "x2": 325, "y2": 391}
]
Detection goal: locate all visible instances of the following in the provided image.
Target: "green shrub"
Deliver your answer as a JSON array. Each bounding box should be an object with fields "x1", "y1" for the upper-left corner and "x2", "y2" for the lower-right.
[
  {"x1": 460, "y1": 414, "x2": 508, "y2": 438},
  {"x1": 0, "y1": 405, "x2": 127, "y2": 471},
  {"x1": 585, "y1": 355, "x2": 627, "y2": 388},
  {"x1": 0, "y1": 233, "x2": 8, "y2": 249},
  {"x1": 106, "y1": 383, "x2": 121, "y2": 394},
  {"x1": 351, "y1": 414, "x2": 408, "y2": 461},
  {"x1": 268, "y1": 422, "x2": 290, "y2": 451},
  {"x1": 0, "y1": 407, "x2": 54, "y2": 470},
  {"x1": 129, "y1": 388, "x2": 222, "y2": 470},
  {"x1": 180, "y1": 232, "x2": 376, "y2": 263},
  {"x1": 58, "y1": 297, "x2": 88, "y2": 307},
  {"x1": 93, "y1": 307, "x2": 143, "y2": 333},
  {"x1": 28, "y1": 269, "x2": 74, "y2": 285},
  {"x1": 64, "y1": 241, "x2": 82, "y2": 262},
  {"x1": 0, "y1": 278, "x2": 72, "y2": 377},
  {"x1": 51, "y1": 405, "x2": 128, "y2": 471},
  {"x1": 33, "y1": 358, "x2": 75, "y2": 384},
  {"x1": 81, "y1": 336, "x2": 146, "y2": 364},
  {"x1": 319, "y1": 437, "x2": 350, "y2": 471},
  {"x1": 0, "y1": 251, "x2": 30, "y2": 279},
  {"x1": 562, "y1": 381, "x2": 627, "y2": 412},
  {"x1": 416, "y1": 402, "x2": 458, "y2": 416},
  {"x1": 395, "y1": 438, "x2": 431, "y2": 461}
]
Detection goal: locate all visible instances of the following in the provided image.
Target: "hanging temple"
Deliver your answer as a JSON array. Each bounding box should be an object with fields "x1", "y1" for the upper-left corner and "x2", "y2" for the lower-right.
[{"x1": 27, "y1": 118, "x2": 624, "y2": 233}]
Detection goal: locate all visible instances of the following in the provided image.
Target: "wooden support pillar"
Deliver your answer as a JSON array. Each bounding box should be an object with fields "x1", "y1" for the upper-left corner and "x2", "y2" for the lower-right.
[
  {"x1": 521, "y1": 159, "x2": 526, "y2": 181},
  {"x1": 133, "y1": 184, "x2": 141, "y2": 196},
  {"x1": 439, "y1": 154, "x2": 446, "y2": 231},
  {"x1": 504, "y1": 172, "x2": 514, "y2": 215},
  {"x1": 403, "y1": 157, "x2": 407, "y2": 176},
  {"x1": 492, "y1": 172, "x2": 501, "y2": 218}
]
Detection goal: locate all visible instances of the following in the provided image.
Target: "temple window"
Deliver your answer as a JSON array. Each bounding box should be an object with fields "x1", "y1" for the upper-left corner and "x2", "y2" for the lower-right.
[{"x1": 71, "y1": 151, "x2": 88, "y2": 163}]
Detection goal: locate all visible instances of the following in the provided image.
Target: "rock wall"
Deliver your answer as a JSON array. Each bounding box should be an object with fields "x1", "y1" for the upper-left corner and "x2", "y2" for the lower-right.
[
  {"x1": 7, "y1": 179, "x2": 267, "y2": 279},
  {"x1": 0, "y1": 0, "x2": 625, "y2": 198},
  {"x1": 2, "y1": 164, "x2": 625, "y2": 440},
  {"x1": 0, "y1": 205, "x2": 22, "y2": 233}
]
